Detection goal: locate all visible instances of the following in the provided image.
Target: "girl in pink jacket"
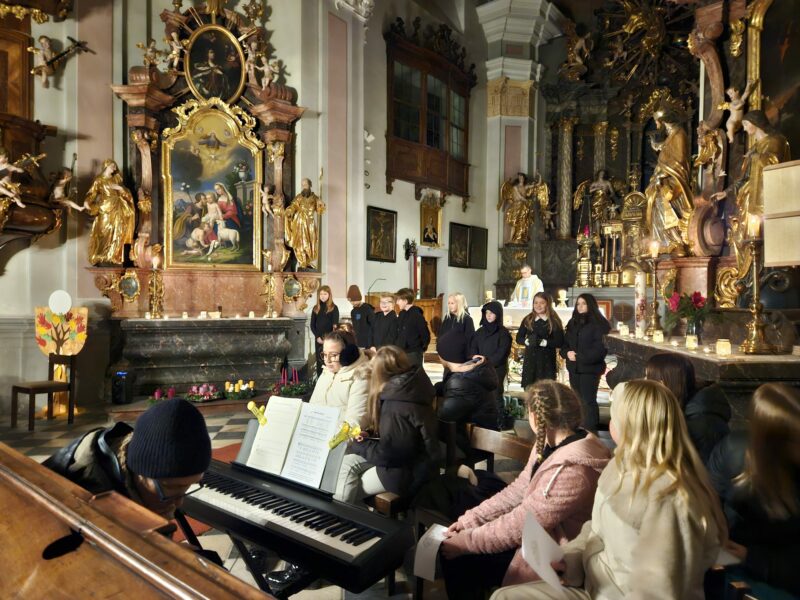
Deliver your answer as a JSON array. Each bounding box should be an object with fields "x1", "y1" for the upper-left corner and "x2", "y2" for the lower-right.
[{"x1": 439, "y1": 380, "x2": 611, "y2": 600}]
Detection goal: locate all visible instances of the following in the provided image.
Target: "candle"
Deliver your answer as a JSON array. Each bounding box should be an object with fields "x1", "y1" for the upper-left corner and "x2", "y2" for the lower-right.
[
  {"x1": 249, "y1": 380, "x2": 255, "y2": 389},
  {"x1": 670, "y1": 340, "x2": 679, "y2": 347},
  {"x1": 652, "y1": 330, "x2": 664, "y2": 343},
  {"x1": 686, "y1": 334, "x2": 698, "y2": 351},
  {"x1": 199, "y1": 311, "x2": 207, "y2": 319},
  {"x1": 163, "y1": 314, "x2": 169, "y2": 320},
  {"x1": 182, "y1": 311, "x2": 189, "y2": 319},
  {"x1": 485, "y1": 290, "x2": 493, "y2": 300},
  {"x1": 234, "y1": 382, "x2": 241, "y2": 393},
  {"x1": 248, "y1": 310, "x2": 255, "y2": 318},
  {"x1": 167, "y1": 387, "x2": 175, "y2": 399},
  {"x1": 235, "y1": 313, "x2": 241, "y2": 319},
  {"x1": 267, "y1": 262, "x2": 273, "y2": 273},
  {"x1": 747, "y1": 214, "x2": 762, "y2": 239},
  {"x1": 716, "y1": 339, "x2": 732, "y2": 357},
  {"x1": 635, "y1": 327, "x2": 644, "y2": 339},
  {"x1": 618, "y1": 323, "x2": 630, "y2": 337},
  {"x1": 144, "y1": 312, "x2": 152, "y2": 319},
  {"x1": 648, "y1": 240, "x2": 660, "y2": 258},
  {"x1": 153, "y1": 388, "x2": 162, "y2": 400}
]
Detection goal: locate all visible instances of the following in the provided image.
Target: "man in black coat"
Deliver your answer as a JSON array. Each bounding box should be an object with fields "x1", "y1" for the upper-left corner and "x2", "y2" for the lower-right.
[
  {"x1": 469, "y1": 300, "x2": 512, "y2": 422},
  {"x1": 395, "y1": 287, "x2": 431, "y2": 366},
  {"x1": 347, "y1": 284, "x2": 374, "y2": 348},
  {"x1": 371, "y1": 294, "x2": 398, "y2": 350}
]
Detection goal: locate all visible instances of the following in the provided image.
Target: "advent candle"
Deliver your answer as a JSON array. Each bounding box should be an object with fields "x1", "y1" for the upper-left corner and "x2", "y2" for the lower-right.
[
  {"x1": 153, "y1": 388, "x2": 162, "y2": 400},
  {"x1": 716, "y1": 339, "x2": 732, "y2": 357},
  {"x1": 167, "y1": 387, "x2": 175, "y2": 399}
]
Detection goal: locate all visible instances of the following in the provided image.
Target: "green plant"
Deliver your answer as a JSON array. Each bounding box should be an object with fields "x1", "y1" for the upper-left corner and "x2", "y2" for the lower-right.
[{"x1": 503, "y1": 396, "x2": 527, "y2": 420}]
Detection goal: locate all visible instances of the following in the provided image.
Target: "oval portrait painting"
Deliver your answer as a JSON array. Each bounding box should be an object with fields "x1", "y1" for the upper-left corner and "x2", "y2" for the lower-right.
[{"x1": 185, "y1": 25, "x2": 245, "y2": 104}]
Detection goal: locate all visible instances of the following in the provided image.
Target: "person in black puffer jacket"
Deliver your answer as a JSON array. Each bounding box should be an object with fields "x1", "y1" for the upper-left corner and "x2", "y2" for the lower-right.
[
  {"x1": 371, "y1": 294, "x2": 398, "y2": 350},
  {"x1": 645, "y1": 352, "x2": 731, "y2": 462},
  {"x1": 395, "y1": 287, "x2": 431, "y2": 367},
  {"x1": 706, "y1": 383, "x2": 800, "y2": 598},
  {"x1": 469, "y1": 300, "x2": 512, "y2": 421},
  {"x1": 335, "y1": 346, "x2": 440, "y2": 504},
  {"x1": 516, "y1": 292, "x2": 565, "y2": 389},
  {"x1": 437, "y1": 330, "x2": 499, "y2": 455},
  {"x1": 310, "y1": 285, "x2": 339, "y2": 376},
  {"x1": 559, "y1": 293, "x2": 610, "y2": 432}
]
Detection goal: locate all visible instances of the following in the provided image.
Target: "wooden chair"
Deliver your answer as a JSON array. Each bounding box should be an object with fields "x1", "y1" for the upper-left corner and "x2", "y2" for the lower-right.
[
  {"x1": 704, "y1": 564, "x2": 761, "y2": 600},
  {"x1": 466, "y1": 423, "x2": 534, "y2": 472},
  {"x1": 11, "y1": 353, "x2": 77, "y2": 431}
]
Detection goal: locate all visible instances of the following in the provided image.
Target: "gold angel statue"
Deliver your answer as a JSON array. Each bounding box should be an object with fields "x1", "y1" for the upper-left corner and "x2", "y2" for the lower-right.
[
  {"x1": 285, "y1": 176, "x2": 326, "y2": 269},
  {"x1": 499, "y1": 173, "x2": 539, "y2": 245},
  {"x1": 84, "y1": 159, "x2": 136, "y2": 265},
  {"x1": 573, "y1": 169, "x2": 618, "y2": 246}
]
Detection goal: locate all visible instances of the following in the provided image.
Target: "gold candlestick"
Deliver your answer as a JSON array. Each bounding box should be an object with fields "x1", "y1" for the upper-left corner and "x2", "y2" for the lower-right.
[
  {"x1": 148, "y1": 268, "x2": 164, "y2": 319},
  {"x1": 645, "y1": 256, "x2": 662, "y2": 336},
  {"x1": 739, "y1": 238, "x2": 777, "y2": 354}
]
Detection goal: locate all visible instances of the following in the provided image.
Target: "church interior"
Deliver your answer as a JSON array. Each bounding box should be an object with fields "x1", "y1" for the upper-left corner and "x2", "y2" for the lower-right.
[{"x1": 1, "y1": 0, "x2": 799, "y2": 598}]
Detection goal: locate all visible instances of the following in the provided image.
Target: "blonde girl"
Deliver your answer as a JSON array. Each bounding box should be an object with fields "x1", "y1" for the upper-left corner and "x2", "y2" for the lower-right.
[{"x1": 439, "y1": 292, "x2": 475, "y2": 338}]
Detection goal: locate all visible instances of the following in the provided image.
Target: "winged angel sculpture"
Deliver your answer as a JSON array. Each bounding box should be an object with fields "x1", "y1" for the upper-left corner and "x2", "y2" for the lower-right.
[{"x1": 498, "y1": 173, "x2": 551, "y2": 245}]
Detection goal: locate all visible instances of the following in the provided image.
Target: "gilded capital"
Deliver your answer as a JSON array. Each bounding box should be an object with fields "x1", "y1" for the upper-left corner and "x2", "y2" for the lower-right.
[
  {"x1": 558, "y1": 116, "x2": 578, "y2": 133},
  {"x1": 487, "y1": 77, "x2": 535, "y2": 118},
  {"x1": 593, "y1": 121, "x2": 608, "y2": 136},
  {"x1": 267, "y1": 141, "x2": 285, "y2": 164}
]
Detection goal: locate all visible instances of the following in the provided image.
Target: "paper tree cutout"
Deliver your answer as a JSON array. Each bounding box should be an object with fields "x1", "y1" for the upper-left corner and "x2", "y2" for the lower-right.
[{"x1": 35, "y1": 307, "x2": 88, "y2": 356}]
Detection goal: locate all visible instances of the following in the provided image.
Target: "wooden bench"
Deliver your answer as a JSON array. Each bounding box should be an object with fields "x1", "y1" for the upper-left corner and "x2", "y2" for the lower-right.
[{"x1": 466, "y1": 423, "x2": 534, "y2": 472}]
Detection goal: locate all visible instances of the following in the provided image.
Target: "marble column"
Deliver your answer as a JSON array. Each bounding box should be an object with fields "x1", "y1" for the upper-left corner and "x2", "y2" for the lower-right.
[
  {"x1": 593, "y1": 121, "x2": 607, "y2": 175},
  {"x1": 557, "y1": 116, "x2": 578, "y2": 240}
]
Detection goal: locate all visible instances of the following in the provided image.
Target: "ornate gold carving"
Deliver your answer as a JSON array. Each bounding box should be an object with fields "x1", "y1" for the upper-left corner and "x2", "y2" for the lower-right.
[
  {"x1": 729, "y1": 18, "x2": 745, "y2": 58},
  {"x1": 0, "y1": 198, "x2": 11, "y2": 231},
  {"x1": 559, "y1": 19, "x2": 593, "y2": 81},
  {"x1": 266, "y1": 141, "x2": 285, "y2": 164},
  {"x1": 297, "y1": 277, "x2": 319, "y2": 311},
  {"x1": 559, "y1": 115, "x2": 578, "y2": 132},
  {"x1": 163, "y1": 97, "x2": 264, "y2": 148},
  {"x1": 714, "y1": 265, "x2": 739, "y2": 308},
  {"x1": 576, "y1": 137, "x2": 585, "y2": 161},
  {"x1": 609, "y1": 127, "x2": 620, "y2": 160},
  {"x1": 0, "y1": 3, "x2": 48, "y2": 23},
  {"x1": 593, "y1": 121, "x2": 608, "y2": 136},
  {"x1": 487, "y1": 77, "x2": 534, "y2": 118},
  {"x1": 747, "y1": 0, "x2": 773, "y2": 113},
  {"x1": 637, "y1": 88, "x2": 686, "y2": 124},
  {"x1": 148, "y1": 268, "x2": 164, "y2": 318},
  {"x1": 659, "y1": 266, "x2": 678, "y2": 302}
]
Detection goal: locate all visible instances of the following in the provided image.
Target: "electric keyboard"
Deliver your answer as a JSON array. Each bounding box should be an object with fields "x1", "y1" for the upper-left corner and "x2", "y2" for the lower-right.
[{"x1": 182, "y1": 459, "x2": 414, "y2": 593}]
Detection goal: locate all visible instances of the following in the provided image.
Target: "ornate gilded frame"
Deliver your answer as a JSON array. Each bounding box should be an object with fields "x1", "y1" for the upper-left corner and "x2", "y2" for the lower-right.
[
  {"x1": 419, "y1": 196, "x2": 442, "y2": 248},
  {"x1": 162, "y1": 97, "x2": 264, "y2": 271},
  {"x1": 184, "y1": 24, "x2": 246, "y2": 105},
  {"x1": 746, "y1": 0, "x2": 772, "y2": 114}
]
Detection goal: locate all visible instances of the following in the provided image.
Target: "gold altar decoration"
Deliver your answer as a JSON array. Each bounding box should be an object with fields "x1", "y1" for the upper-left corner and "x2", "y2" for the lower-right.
[
  {"x1": 608, "y1": 127, "x2": 619, "y2": 161},
  {"x1": 739, "y1": 237, "x2": 779, "y2": 354},
  {"x1": 643, "y1": 105, "x2": 694, "y2": 257},
  {"x1": 574, "y1": 231, "x2": 593, "y2": 287},
  {"x1": 162, "y1": 97, "x2": 264, "y2": 271},
  {"x1": 498, "y1": 173, "x2": 543, "y2": 245},
  {"x1": 0, "y1": 3, "x2": 48, "y2": 23},
  {"x1": 645, "y1": 241, "x2": 662, "y2": 336},
  {"x1": 620, "y1": 191, "x2": 646, "y2": 286},
  {"x1": 285, "y1": 172, "x2": 325, "y2": 269},
  {"x1": 559, "y1": 19, "x2": 592, "y2": 81},
  {"x1": 184, "y1": 24, "x2": 246, "y2": 105},
  {"x1": 729, "y1": 18, "x2": 745, "y2": 58},
  {"x1": 261, "y1": 250, "x2": 276, "y2": 316},
  {"x1": 746, "y1": 0, "x2": 772, "y2": 113},
  {"x1": 85, "y1": 159, "x2": 136, "y2": 266},
  {"x1": 486, "y1": 77, "x2": 534, "y2": 118},
  {"x1": 573, "y1": 170, "x2": 616, "y2": 248},
  {"x1": 148, "y1": 268, "x2": 164, "y2": 320}
]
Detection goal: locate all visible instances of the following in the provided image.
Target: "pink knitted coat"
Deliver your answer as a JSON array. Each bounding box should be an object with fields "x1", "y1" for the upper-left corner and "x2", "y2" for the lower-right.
[{"x1": 457, "y1": 432, "x2": 611, "y2": 586}]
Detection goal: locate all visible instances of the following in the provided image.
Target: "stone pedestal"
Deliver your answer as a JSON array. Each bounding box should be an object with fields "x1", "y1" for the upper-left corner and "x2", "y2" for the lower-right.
[
  {"x1": 656, "y1": 256, "x2": 719, "y2": 301},
  {"x1": 605, "y1": 333, "x2": 800, "y2": 425},
  {"x1": 111, "y1": 317, "x2": 295, "y2": 397}
]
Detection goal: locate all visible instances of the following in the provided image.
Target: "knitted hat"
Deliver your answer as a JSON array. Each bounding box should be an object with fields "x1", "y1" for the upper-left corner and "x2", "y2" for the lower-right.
[
  {"x1": 127, "y1": 398, "x2": 211, "y2": 479},
  {"x1": 437, "y1": 330, "x2": 469, "y2": 364},
  {"x1": 339, "y1": 343, "x2": 361, "y2": 367},
  {"x1": 347, "y1": 285, "x2": 362, "y2": 302}
]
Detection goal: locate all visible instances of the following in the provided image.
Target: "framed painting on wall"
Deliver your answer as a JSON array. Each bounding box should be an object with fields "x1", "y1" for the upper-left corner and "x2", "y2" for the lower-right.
[
  {"x1": 468, "y1": 226, "x2": 488, "y2": 269},
  {"x1": 162, "y1": 99, "x2": 263, "y2": 270},
  {"x1": 448, "y1": 222, "x2": 470, "y2": 268},
  {"x1": 366, "y1": 206, "x2": 397, "y2": 262},
  {"x1": 420, "y1": 199, "x2": 442, "y2": 247},
  {"x1": 185, "y1": 24, "x2": 246, "y2": 105}
]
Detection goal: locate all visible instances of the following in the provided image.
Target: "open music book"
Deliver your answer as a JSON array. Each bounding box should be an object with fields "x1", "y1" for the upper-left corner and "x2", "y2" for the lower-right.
[{"x1": 245, "y1": 396, "x2": 341, "y2": 489}]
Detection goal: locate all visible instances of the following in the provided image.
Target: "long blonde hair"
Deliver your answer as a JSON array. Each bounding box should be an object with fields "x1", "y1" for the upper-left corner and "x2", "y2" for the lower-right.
[
  {"x1": 736, "y1": 383, "x2": 800, "y2": 519},
  {"x1": 314, "y1": 285, "x2": 335, "y2": 314},
  {"x1": 365, "y1": 346, "x2": 413, "y2": 434},
  {"x1": 446, "y1": 292, "x2": 469, "y2": 322},
  {"x1": 611, "y1": 379, "x2": 727, "y2": 543},
  {"x1": 525, "y1": 380, "x2": 583, "y2": 464}
]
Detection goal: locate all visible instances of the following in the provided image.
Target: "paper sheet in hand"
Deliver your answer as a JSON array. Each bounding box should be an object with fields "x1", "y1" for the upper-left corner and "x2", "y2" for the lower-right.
[
  {"x1": 413, "y1": 524, "x2": 448, "y2": 582},
  {"x1": 716, "y1": 548, "x2": 742, "y2": 566},
  {"x1": 521, "y1": 512, "x2": 566, "y2": 598}
]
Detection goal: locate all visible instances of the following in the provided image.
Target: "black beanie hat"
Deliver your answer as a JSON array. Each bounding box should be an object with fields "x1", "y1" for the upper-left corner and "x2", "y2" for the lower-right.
[
  {"x1": 339, "y1": 343, "x2": 361, "y2": 367},
  {"x1": 437, "y1": 330, "x2": 469, "y2": 363},
  {"x1": 127, "y1": 398, "x2": 212, "y2": 479}
]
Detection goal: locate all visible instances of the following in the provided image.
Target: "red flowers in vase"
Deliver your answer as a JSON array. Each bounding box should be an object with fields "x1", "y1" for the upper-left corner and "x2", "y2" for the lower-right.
[{"x1": 663, "y1": 290, "x2": 712, "y2": 332}]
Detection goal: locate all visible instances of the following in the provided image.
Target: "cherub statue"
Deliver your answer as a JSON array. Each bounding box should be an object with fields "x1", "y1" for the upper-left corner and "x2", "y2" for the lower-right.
[
  {"x1": 256, "y1": 56, "x2": 280, "y2": 90},
  {"x1": 0, "y1": 147, "x2": 28, "y2": 208},
  {"x1": 531, "y1": 173, "x2": 554, "y2": 231},
  {"x1": 559, "y1": 20, "x2": 593, "y2": 81},
  {"x1": 164, "y1": 32, "x2": 187, "y2": 71},
  {"x1": 244, "y1": 39, "x2": 261, "y2": 86},
  {"x1": 28, "y1": 35, "x2": 55, "y2": 88},
  {"x1": 50, "y1": 168, "x2": 87, "y2": 211},
  {"x1": 694, "y1": 121, "x2": 726, "y2": 180},
  {"x1": 719, "y1": 79, "x2": 758, "y2": 143},
  {"x1": 136, "y1": 38, "x2": 164, "y2": 68}
]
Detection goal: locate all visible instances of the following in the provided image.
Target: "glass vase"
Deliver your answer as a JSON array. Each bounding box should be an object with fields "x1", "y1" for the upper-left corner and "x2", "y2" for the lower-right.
[{"x1": 685, "y1": 320, "x2": 698, "y2": 350}]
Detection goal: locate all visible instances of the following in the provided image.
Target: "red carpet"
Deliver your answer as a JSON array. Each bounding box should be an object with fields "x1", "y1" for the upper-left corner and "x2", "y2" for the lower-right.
[{"x1": 174, "y1": 443, "x2": 242, "y2": 542}]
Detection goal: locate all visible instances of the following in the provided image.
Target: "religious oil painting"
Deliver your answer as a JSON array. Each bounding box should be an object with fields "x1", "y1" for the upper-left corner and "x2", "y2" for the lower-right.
[
  {"x1": 420, "y1": 201, "x2": 442, "y2": 247},
  {"x1": 185, "y1": 25, "x2": 246, "y2": 104},
  {"x1": 162, "y1": 99, "x2": 263, "y2": 270},
  {"x1": 366, "y1": 206, "x2": 397, "y2": 262},
  {"x1": 468, "y1": 226, "x2": 488, "y2": 270},
  {"x1": 448, "y1": 222, "x2": 470, "y2": 268}
]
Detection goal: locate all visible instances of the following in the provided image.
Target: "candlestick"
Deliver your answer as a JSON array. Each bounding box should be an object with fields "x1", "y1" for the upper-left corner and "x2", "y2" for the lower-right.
[
  {"x1": 645, "y1": 257, "x2": 662, "y2": 336},
  {"x1": 740, "y1": 238, "x2": 778, "y2": 354}
]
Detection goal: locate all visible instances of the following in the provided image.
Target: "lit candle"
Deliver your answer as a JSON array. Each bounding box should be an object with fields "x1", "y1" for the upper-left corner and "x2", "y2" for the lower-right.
[
  {"x1": 248, "y1": 310, "x2": 255, "y2": 318},
  {"x1": 703, "y1": 346, "x2": 712, "y2": 354},
  {"x1": 686, "y1": 334, "x2": 698, "y2": 351},
  {"x1": 652, "y1": 330, "x2": 664, "y2": 343},
  {"x1": 618, "y1": 323, "x2": 630, "y2": 337},
  {"x1": 267, "y1": 262, "x2": 273, "y2": 273},
  {"x1": 235, "y1": 313, "x2": 241, "y2": 319},
  {"x1": 649, "y1": 240, "x2": 660, "y2": 259},
  {"x1": 670, "y1": 340, "x2": 679, "y2": 347},
  {"x1": 199, "y1": 311, "x2": 207, "y2": 319},
  {"x1": 747, "y1": 214, "x2": 762, "y2": 239},
  {"x1": 182, "y1": 311, "x2": 189, "y2": 319},
  {"x1": 635, "y1": 327, "x2": 644, "y2": 339},
  {"x1": 144, "y1": 312, "x2": 152, "y2": 319},
  {"x1": 163, "y1": 314, "x2": 169, "y2": 320},
  {"x1": 716, "y1": 339, "x2": 732, "y2": 357}
]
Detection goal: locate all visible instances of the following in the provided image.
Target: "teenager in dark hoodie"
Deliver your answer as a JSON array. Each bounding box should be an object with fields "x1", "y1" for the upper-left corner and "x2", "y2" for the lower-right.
[
  {"x1": 395, "y1": 287, "x2": 430, "y2": 367},
  {"x1": 346, "y1": 284, "x2": 374, "y2": 349},
  {"x1": 470, "y1": 300, "x2": 512, "y2": 421},
  {"x1": 371, "y1": 294, "x2": 398, "y2": 350},
  {"x1": 516, "y1": 292, "x2": 564, "y2": 389},
  {"x1": 560, "y1": 293, "x2": 610, "y2": 432},
  {"x1": 310, "y1": 285, "x2": 339, "y2": 376}
]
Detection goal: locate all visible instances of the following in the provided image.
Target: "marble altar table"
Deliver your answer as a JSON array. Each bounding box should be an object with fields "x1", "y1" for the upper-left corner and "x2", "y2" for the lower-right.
[{"x1": 605, "y1": 333, "x2": 800, "y2": 423}]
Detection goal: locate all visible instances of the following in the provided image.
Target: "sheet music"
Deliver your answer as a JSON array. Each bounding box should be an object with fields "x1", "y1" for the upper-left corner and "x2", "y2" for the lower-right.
[
  {"x1": 280, "y1": 403, "x2": 340, "y2": 488},
  {"x1": 521, "y1": 512, "x2": 566, "y2": 598},
  {"x1": 246, "y1": 396, "x2": 303, "y2": 474}
]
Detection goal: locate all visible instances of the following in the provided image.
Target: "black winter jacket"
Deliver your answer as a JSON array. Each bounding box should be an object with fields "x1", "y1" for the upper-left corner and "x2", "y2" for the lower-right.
[
  {"x1": 310, "y1": 304, "x2": 339, "y2": 342},
  {"x1": 372, "y1": 311, "x2": 398, "y2": 348},
  {"x1": 560, "y1": 316, "x2": 610, "y2": 375},
  {"x1": 396, "y1": 305, "x2": 430, "y2": 353},
  {"x1": 439, "y1": 313, "x2": 475, "y2": 339},
  {"x1": 438, "y1": 362, "x2": 499, "y2": 430},
  {"x1": 684, "y1": 383, "x2": 731, "y2": 462},
  {"x1": 516, "y1": 316, "x2": 564, "y2": 387},
  {"x1": 707, "y1": 431, "x2": 800, "y2": 596},
  {"x1": 350, "y1": 304, "x2": 374, "y2": 347},
  {"x1": 348, "y1": 367, "x2": 439, "y2": 496},
  {"x1": 469, "y1": 301, "x2": 512, "y2": 373}
]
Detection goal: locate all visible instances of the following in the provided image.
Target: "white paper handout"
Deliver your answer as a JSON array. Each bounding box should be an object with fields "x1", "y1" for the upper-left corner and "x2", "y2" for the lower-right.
[
  {"x1": 280, "y1": 403, "x2": 341, "y2": 488},
  {"x1": 246, "y1": 396, "x2": 303, "y2": 474},
  {"x1": 521, "y1": 512, "x2": 567, "y2": 598},
  {"x1": 716, "y1": 548, "x2": 742, "y2": 567},
  {"x1": 413, "y1": 524, "x2": 448, "y2": 582}
]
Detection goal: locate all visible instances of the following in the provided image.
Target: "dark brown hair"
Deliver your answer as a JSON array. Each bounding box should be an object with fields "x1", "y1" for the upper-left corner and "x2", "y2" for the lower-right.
[
  {"x1": 396, "y1": 288, "x2": 415, "y2": 303},
  {"x1": 645, "y1": 353, "x2": 696, "y2": 409},
  {"x1": 525, "y1": 380, "x2": 583, "y2": 464},
  {"x1": 522, "y1": 292, "x2": 563, "y2": 335},
  {"x1": 366, "y1": 346, "x2": 413, "y2": 434}
]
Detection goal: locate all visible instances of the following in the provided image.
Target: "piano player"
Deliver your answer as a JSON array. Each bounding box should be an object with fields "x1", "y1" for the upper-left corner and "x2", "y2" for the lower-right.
[{"x1": 44, "y1": 398, "x2": 212, "y2": 520}]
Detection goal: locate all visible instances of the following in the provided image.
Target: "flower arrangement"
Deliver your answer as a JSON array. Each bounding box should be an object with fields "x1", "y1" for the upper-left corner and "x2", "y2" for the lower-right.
[
  {"x1": 272, "y1": 367, "x2": 312, "y2": 398},
  {"x1": 224, "y1": 380, "x2": 256, "y2": 401},
  {"x1": 187, "y1": 383, "x2": 224, "y2": 403},
  {"x1": 663, "y1": 291, "x2": 713, "y2": 332}
]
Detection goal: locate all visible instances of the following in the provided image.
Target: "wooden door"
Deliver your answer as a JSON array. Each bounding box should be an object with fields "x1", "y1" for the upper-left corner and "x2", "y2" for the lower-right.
[{"x1": 420, "y1": 256, "x2": 437, "y2": 299}]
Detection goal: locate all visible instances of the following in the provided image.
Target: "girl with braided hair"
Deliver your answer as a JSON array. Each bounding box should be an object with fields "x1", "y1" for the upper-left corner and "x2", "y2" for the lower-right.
[{"x1": 439, "y1": 380, "x2": 611, "y2": 600}]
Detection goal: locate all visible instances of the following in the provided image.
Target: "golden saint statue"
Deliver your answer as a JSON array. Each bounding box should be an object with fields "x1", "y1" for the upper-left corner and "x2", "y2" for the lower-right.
[
  {"x1": 285, "y1": 177, "x2": 325, "y2": 269},
  {"x1": 643, "y1": 107, "x2": 694, "y2": 256},
  {"x1": 84, "y1": 159, "x2": 136, "y2": 265},
  {"x1": 498, "y1": 173, "x2": 538, "y2": 245},
  {"x1": 573, "y1": 169, "x2": 617, "y2": 247},
  {"x1": 713, "y1": 110, "x2": 790, "y2": 307}
]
